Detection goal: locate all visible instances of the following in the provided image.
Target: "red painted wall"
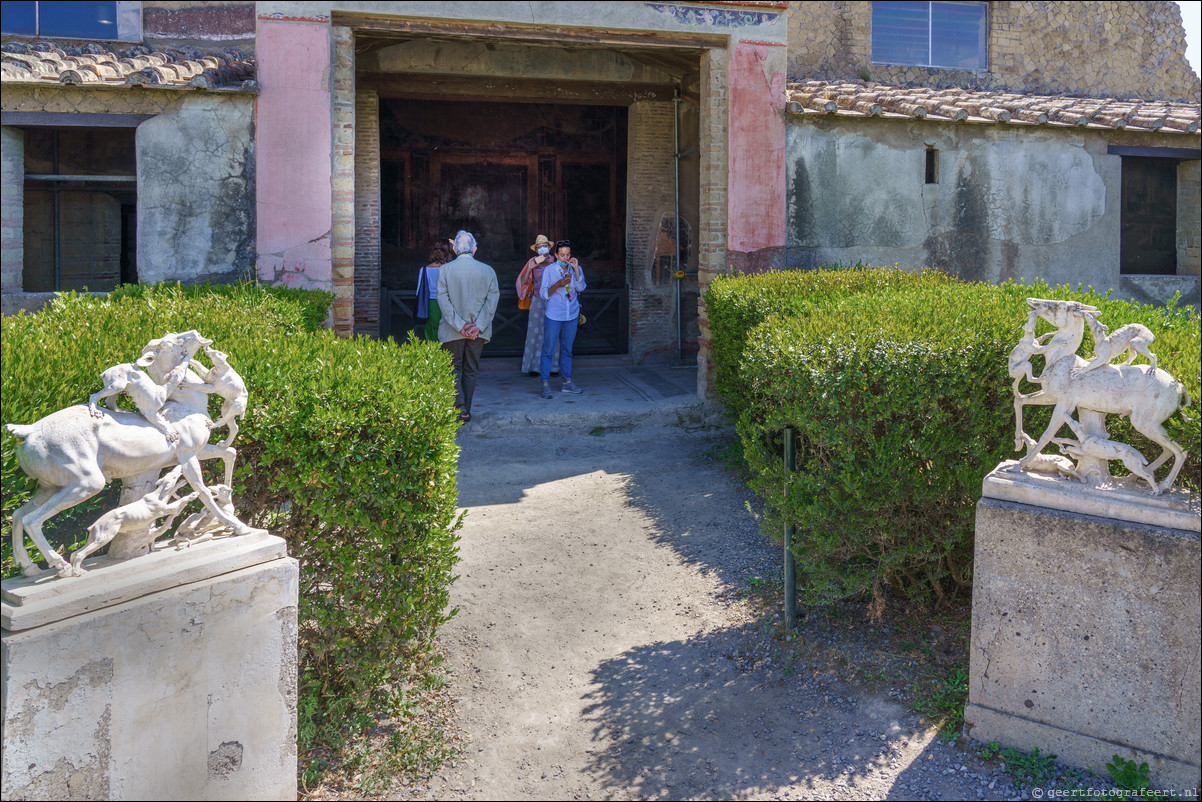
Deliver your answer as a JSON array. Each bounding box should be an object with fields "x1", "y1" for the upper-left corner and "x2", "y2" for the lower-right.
[{"x1": 728, "y1": 42, "x2": 787, "y2": 256}]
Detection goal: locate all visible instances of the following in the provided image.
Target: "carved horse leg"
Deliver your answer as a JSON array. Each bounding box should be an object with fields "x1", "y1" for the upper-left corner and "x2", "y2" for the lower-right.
[
  {"x1": 10, "y1": 484, "x2": 57, "y2": 576},
  {"x1": 1018, "y1": 399, "x2": 1074, "y2": 471},
  {"x1": 178, "y1": 455, "x2": 258, "y2": 536},
  {"x1": 200, "y1": 443, "x2": 237, "y2": 488},
  {"x1": 1129, "y1": 411, "x2": 1186, "y2": 493},
  {"x1": 12, "y1": 471, "x2": 107, "y2": 577},
  {"x1": 1013, "y1": 389, "x2": 1049, "y2": 452}
]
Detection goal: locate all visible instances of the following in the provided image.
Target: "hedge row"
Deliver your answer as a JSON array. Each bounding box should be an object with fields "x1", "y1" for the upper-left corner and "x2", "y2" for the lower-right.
[
  {"x1": 1, "y1": 284, "x2": 462, "y2": 746},
  {"x1": 705, "y1": 268, "x2": 1200, "y2": 608}
]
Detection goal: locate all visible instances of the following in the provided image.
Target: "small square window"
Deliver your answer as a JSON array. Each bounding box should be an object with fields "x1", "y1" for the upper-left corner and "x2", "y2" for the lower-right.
[{"x1": 872, "y1": 1, "x2": 989, "y2": 70}]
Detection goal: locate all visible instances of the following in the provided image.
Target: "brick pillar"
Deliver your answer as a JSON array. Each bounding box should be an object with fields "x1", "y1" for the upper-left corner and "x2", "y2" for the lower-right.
[
  {"x1": 1, "y1": 126, "x2": 24, "y2": 295},
  {"x1": 626, "y1": 101, "x2": 677, "y2": 362},
  {"x1": 696, "y1": 47, "x2": 730, "y2": 398},
  {"x1": 330, "y1": 25, "x2": 356, "y2": 337},
  {"x1": 354, "y1": 90, "x2": 381, "y2": 335},
  {"x1": 1178, "y1": 159, "x2": 1201, "y2": 276}
]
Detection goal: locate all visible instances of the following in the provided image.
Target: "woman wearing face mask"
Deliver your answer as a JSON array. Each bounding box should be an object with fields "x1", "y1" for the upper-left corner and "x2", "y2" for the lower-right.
[{"x1": 517, "y1": 234, "x2": 560, "y2": 376}]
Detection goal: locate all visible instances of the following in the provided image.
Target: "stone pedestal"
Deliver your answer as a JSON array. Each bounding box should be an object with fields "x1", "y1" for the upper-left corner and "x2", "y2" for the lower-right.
[
  {"x1": 966, "y1": 472, "x2": 1201, "y2": 790},
  {"x1": 1, "y1": 533, "x2": 298, "y2": 801}
]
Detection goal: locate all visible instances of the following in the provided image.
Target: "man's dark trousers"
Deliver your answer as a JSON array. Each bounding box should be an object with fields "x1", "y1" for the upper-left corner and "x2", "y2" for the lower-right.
[{"x1": 442, "y1": 338, "x2": 486, "y2": 412}]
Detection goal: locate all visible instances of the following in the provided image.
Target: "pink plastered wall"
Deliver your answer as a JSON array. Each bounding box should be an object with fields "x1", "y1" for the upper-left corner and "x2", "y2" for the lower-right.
[
  {"x1": 728, "y1": 42, "x2": 787, "y2": 255},
  {"x1": 255, "y1": 18, "x2": 333, "y2": 289}
]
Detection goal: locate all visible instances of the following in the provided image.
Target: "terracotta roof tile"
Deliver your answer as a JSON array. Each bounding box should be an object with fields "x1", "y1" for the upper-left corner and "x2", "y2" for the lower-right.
[
  {"x1": 0, "y1": 40, "x2": 255, "y2": 90},
  {"x1": 786, "y1": 80, "x2": 1200, "y2": 134}
]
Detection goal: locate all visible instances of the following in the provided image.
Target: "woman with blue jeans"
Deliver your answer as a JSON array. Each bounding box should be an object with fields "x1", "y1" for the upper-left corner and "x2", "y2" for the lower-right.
[{"x1": 538, "y1": 240, "x2": 587, "y2": 398}]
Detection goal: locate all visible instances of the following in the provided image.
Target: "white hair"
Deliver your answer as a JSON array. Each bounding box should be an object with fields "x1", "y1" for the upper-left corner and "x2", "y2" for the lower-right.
[{"x1": 453, "y1": 230, "x2": 477, "y2": 255}]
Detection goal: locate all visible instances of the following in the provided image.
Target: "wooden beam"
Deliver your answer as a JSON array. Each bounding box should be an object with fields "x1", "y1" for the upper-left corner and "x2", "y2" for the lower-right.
[
  {"x1": 333, "y1": 12, "x2": 726, "y2": 51},
  {"x1": 359, "y1": 73, "x2": 675, "y2": 104},
  {"x1": 1107, "y1": 145, "x2": 1201, "y2": 159},
  {"x1": 2, "y1": 111, "x2": 153, "y2": 127}
]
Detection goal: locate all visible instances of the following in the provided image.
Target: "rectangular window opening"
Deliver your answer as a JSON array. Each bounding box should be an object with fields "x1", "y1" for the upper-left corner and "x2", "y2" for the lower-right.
[
  {"x1": 1119, "y1": 156, "x2": 1179, "y2": 276},
  {"x1": 22, "y1": 126, "x2": 137, "y2": 292},
  {"x1": 925, "y1": 147, "x2": 938, "y2": 184}
]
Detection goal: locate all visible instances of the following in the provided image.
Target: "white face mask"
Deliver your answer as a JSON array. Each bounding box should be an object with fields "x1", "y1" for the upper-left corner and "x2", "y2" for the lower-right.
[{"x1": 537, "y1": 246, "x2": 550, "y2": 255}]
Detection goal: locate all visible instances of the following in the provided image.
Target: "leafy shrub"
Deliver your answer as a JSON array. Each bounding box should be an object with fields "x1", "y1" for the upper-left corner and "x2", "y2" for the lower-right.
[
  {"x1": 720, "y1": 269, "x2": 1199, "y2": 608},
  {"x1": 2, "y1": 284, "x2": 461, "y2": 754},
  {"x1": 703, "y1": 263, "x2": 954, "y2": 418},
  {"x1": 107, "y1": 279, "x2": 334, "y2": 332}
]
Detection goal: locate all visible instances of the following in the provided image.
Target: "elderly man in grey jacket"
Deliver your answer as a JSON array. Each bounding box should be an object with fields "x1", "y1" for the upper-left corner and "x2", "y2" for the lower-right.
[{"x1": 436, "y1": 230, "x2": 500, "y2": 423}]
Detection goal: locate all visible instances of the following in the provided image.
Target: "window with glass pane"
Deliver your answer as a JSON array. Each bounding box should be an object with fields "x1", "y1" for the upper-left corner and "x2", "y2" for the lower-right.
[
  {"x1": 872, "y1": 1, "x2": 988, "y2": 70},
  {"x1": 0, "y1": 1, "x2": 119, "y2": 39}
]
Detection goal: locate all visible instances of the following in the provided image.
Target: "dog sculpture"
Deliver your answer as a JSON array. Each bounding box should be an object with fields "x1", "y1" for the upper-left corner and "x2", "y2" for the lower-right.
[
  {"x1": 69, "y1": 467, "x2": 199, "y2": 572},
  {"x1": 1076, "y1": 315, "x2": 1157, "y2": 376},
  {"x1": 88, "y1": 361, "x2": 191, "y2": 442}
]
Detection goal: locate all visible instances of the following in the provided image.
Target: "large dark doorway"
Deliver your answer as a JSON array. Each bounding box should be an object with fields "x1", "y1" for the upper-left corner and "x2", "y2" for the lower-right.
[{"x1": 378, "y1": 99, "x2": 628, "y2": 355}]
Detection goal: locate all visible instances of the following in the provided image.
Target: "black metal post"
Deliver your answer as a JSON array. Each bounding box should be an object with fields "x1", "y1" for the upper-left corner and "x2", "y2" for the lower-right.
[{"x1": 783, "y1": 426, "x2": 797, "y2": 630}]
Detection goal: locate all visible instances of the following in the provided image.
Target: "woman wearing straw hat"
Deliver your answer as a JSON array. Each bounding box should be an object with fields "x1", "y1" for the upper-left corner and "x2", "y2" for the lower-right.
[{"x1": 516, "y1": 234, "x2": 560, "y2": 376}]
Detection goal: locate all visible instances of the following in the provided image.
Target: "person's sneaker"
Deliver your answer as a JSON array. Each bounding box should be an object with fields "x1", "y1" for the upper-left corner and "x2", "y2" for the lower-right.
[
  {"x1": 541, "y1": 382, "x2": 554, "y2": 399},
  {"x1": 561, "y1": 381, "x2": 583, "y2": 394}
]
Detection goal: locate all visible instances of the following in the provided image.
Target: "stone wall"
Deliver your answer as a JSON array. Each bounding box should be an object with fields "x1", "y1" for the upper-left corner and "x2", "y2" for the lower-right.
[
  {"x1": 785, "y1": 114, "x2": 1202, "y2": 307},
  {"x1": 1, "y1": 126, "x2": 22, "y2": 297},
  {"x1": 626, "y1": 101, "x2": 678, "y2": 363},
  {"x1": 787, "y1": 1, "x2": 1201, "y2": 103},
  {"x1": 141, "y1": 1, "x2": 256, "y2": 54},
  {"x1": 136, "y1": 93, "x2": 256, "y2": 285}
]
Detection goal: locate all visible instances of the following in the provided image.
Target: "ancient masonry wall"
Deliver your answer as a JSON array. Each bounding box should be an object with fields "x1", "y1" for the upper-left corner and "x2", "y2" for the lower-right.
[
  {"x1": 354, "y1": 90, "x2": 381, "y2": 336},
  {"x1": 697, "y1": 47, "x2": 730, "y2": 397},
  {"x1": 626, "y1": 101, "x2": 677, "y2": 362},
  {"x1": 330, "y1": 25, "x2": 356, "y2": 337},
  {"x1": 1180, "y1": 160, "x2": 1202, "y2": 276},
  {"x1": 1, "y1": 126, "x2": 23, "y2": 295},
  {"x1": 787, "y1": 0, "x2": 1200, "y2": 102}
]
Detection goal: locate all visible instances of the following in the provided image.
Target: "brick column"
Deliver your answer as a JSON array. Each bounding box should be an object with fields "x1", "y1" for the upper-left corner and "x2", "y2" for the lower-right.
[
  {"x1": 1, "y1": 126, "x2": 23, "y2": 295},
  {"x1": 696, "y1": 47, "x2": 729, "y2": 398},
  {"x1": 354, "y1": 90, "x2": 380, "y2": 336},
  {"x1": 330, "y1": 25, "x2": 356, "y2": 337}
]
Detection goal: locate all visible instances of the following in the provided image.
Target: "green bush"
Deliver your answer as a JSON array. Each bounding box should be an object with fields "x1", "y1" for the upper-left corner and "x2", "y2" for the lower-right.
[
  {"x1": 721, "y1": 269, "x2": 1199, "y2": 608},
  {"x1": 107, "y1": 279, "x2": 333, "y2": 332},
  {"x1": 704, "y1": 263, "x2": 955, "y2": 418},
  {"x1": 2, "y1": 283, "x2": 461, "y2": 751}
]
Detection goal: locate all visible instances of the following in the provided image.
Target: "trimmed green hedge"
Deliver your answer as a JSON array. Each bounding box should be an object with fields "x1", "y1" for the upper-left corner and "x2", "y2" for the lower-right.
[
  {"x1": 706, "y1": 268, "x2": 1200, "y2": 608},
  {"x1": 703, "y1": 263, "x2": 956, "y2": 419},
  {"x1": 1, "y1": 284, "x2": 462, "y2": 747}
]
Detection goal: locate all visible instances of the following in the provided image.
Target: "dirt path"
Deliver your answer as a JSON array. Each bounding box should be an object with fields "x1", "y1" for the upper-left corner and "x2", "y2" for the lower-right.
[{"x1": 388, "y1": 422, "x2": 1022, "y2": 801}]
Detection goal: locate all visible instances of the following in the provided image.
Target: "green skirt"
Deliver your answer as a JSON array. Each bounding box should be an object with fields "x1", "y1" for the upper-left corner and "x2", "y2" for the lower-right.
[{"x1": 423, "y1": 299, "x2": 442, "y2": 341}]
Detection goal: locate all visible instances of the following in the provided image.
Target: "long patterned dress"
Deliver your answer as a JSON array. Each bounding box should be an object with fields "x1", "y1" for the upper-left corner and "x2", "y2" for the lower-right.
[{"x1": 519, "y1": 258, "x2": 559, "y2": 374}]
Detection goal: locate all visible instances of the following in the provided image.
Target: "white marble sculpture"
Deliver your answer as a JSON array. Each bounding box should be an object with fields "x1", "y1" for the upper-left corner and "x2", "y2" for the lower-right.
[
  {"x1": 1011, "y1": 298, "x2": 1189, "y2": 495},
  {"x1": 6, "y1": 331, "x2": 264, "y2": 578}
]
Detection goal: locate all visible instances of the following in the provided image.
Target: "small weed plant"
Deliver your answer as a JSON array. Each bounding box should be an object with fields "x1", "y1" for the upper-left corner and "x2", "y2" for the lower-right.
[
  {"x1": 1106, "y1": 755, "x2": 1152, "y2": 795},
  {"x1": 909, "y1": 662, "x2": 969, "y2": 740},
  {"x1": 1001, "y1": 745, "x2": 1058, "y2": 789}
]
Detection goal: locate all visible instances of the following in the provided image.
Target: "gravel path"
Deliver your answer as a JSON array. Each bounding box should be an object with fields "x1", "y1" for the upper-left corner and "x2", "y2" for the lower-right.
[{"x1": 387, "y1": 421, "x2": 1030, "y2": 801}]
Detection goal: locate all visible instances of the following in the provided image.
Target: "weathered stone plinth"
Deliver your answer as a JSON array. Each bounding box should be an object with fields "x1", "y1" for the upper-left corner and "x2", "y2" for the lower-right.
[
  {"x1": 1, "y1": 533, "x2": 298, "y2": 800},
  {"x1": 966, "y1": 486, "x2": 1201, "y2": 790}
]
